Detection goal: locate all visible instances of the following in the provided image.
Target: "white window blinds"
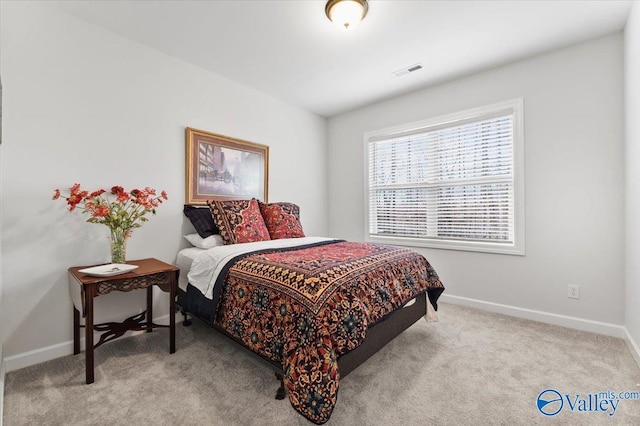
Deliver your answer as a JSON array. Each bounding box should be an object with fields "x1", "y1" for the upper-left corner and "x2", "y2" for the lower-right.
[{"x1": 366, "y1": 100, "x2": 524, "y2": 254}]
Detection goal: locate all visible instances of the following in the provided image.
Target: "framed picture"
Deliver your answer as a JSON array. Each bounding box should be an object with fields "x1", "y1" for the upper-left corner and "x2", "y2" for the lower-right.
[{"x1": 185, "y1": 127, "x2": 269, "y2": 205}]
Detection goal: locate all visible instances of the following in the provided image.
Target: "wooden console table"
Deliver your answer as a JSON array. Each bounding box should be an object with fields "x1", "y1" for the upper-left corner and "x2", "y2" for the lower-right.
[{"x1": 68, "y1": 258, "x2": 179, "y2": 384}]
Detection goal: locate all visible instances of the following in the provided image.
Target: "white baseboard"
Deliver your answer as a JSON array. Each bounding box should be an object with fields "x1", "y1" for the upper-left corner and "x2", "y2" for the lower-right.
[
  {"x1": 4, "y1": 312, "x2": 178, "y2": 373},
  {"x1": 4, "y1": 340, "x2": 76, "y2": 373},
  {"x1": 623, "y1": 327, "x2": 640, "y2": 369},
  {"x1": 4, "y1": 299, "x2": 637, "y2": 373},
  {"x1": 440, "y1": 294, "x2": 626, "y2": 338},
  {"x1": 1, "y1": 358, "x2": 5, "y2": 426}
]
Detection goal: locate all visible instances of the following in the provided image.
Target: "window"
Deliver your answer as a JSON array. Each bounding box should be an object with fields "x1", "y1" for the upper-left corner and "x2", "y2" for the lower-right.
[{"x1": 364, "y1": 99, "x2": 524, "y2": 255}]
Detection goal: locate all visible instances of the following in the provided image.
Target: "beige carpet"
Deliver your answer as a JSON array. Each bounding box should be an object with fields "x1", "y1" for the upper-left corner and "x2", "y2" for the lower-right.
[{"x1": 3, "y1": 303, "x2": 640, "y2": 425}]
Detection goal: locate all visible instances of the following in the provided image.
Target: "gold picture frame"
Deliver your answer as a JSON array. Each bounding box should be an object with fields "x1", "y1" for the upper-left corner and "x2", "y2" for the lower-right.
[{"x1": 185, "y1": 127, "x2": 269, "y2": 205}]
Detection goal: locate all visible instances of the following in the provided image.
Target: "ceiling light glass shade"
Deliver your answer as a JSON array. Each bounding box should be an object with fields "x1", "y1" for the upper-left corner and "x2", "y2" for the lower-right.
[{"x1": 325, "y1": 0, "x2": 369, "y2": 30}]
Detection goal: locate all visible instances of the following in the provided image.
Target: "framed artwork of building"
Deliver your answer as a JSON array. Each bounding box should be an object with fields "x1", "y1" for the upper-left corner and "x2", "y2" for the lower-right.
[{"x1": 185, "y1": 127, "x2": 269, "y2": 205}]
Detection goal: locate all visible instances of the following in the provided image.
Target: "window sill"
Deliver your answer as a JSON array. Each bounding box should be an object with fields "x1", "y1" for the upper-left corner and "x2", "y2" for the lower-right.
[{"x1": 365, "y1": 234, "x2": 525, "y2": 256}]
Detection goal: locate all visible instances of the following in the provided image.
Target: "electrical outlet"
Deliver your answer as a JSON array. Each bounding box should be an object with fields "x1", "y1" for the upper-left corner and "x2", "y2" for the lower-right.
[{"x1": 568, "y1": 285, "x2": 580, "y2": 299}]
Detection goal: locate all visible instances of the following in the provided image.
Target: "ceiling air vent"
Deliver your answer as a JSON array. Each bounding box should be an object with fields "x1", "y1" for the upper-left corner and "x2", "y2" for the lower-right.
[{"x1": 392, "y1": 63, "x2": 423, "y2": 78}]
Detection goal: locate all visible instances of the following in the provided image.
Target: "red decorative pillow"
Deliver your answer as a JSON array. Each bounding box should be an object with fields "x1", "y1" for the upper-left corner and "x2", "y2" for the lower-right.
[
  {"x1": 208, "y1": 199, "x2": 271, "y2": 245},
  {"x1": 258, "y1": 201, "x2": 305, "y2": 240}
]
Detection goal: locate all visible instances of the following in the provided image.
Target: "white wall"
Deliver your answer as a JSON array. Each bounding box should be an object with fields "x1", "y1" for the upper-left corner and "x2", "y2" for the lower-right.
[
  {"x1": 0, "y1": 77, "x2": 4, "y2": 425},
  {"x1": 328, "y1": 34, "x2": 625, "y2": 329},
  {"x1": 0, "y1": 2, "x2": 328, "y2": 364},
  {"x1": 625, "y1": 2, "x2": 640, "y2": 360}
]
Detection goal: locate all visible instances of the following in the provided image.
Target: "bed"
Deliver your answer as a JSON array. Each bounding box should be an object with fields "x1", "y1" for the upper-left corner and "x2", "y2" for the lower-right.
[{"x1": 176, "y1": 233, "x2": 444, "y2": 424}]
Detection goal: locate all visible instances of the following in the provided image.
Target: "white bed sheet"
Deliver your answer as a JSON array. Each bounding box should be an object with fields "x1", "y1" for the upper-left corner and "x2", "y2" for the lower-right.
[
  {"x1": 187, "y1": 237, "x2": 336, "y2": 300},
  {"x1": 176, "y1": 246, "x2": 205, "y2": 291}
]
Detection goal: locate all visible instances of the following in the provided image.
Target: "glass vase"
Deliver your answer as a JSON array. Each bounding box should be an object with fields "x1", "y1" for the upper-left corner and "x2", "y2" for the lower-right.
[{"x1": 109, "y1": 229, "x2": 131, "y2": 264}]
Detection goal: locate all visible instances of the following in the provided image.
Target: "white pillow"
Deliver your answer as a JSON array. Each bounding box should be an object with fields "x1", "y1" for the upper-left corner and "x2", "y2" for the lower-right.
[{"x1": 184, "y1": 233, "x2": 224, "y2": 249}]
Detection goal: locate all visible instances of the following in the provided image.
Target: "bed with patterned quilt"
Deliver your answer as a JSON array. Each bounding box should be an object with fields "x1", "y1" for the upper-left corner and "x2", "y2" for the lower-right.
[{"x1": 178, "y1": 200, "x2": 445, "y2": 424}]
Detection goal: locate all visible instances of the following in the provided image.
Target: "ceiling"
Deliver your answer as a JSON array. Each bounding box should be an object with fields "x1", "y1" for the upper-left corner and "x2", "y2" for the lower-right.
[{"x1": 50, "y1": 0, "x2": 632, "y2": 118}]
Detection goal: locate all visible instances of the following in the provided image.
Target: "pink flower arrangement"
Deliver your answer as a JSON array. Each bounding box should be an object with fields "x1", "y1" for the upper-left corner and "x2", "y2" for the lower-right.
[{"x1": 53, "y1": 184, "x2": 168, "y2": 231}]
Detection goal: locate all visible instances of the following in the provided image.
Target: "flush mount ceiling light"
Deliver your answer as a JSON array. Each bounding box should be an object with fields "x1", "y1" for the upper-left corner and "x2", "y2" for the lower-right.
[{"x1": 325, "y1": 0, "x2": 369, "y2": 30}]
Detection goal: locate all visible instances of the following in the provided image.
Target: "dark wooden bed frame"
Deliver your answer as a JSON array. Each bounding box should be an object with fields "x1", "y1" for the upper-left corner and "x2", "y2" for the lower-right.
[{"x1": 177, "y1": 287, "x2": 427, "y2": 399}]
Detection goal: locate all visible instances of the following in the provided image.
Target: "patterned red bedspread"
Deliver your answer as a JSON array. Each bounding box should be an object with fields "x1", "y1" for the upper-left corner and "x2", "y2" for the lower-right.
[{"x1": 214, "y1": 241, "x2": 444, "y2": 424}]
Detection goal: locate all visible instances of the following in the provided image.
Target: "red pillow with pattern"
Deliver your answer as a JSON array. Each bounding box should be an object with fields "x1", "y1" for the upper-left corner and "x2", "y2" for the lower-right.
[
  {"x1": 258, "y1": 201, "x2": 305, "y2": 240},
  {"x1": 208, "y1": 199, "x2": 271, "y2": 245}
]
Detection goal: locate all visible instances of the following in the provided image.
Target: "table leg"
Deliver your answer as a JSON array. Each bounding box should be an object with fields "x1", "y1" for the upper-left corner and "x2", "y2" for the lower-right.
[
  {"x1": 73, "y1": 306, "x2": 80, "y2": 355},
  {"x1": 85, "y1": 283, "x2": 95, "y2": 384},
  {"x1": 146, "y1": 286, "x2": 153, "y2": 333},
  {"x1": 169, "y1": 271, "x2": 176, "y2": 354}
]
